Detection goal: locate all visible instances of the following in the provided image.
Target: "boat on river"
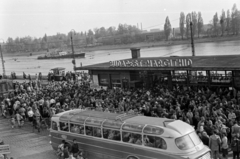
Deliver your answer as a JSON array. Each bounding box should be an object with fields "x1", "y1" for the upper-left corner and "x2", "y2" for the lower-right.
[{"x1": 37, "y1": 50, "x2": 85, "y2": 60}]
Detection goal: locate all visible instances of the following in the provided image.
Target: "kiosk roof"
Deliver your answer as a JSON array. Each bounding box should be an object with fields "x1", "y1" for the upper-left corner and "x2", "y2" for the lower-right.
[{"x1": 76, "y1": 54, "x2": 240, "y2": 71}]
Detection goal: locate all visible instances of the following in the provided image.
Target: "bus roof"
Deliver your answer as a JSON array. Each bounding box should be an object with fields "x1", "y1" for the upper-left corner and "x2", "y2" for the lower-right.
[
  {"x1": 125, "y1": 116, "x2": 174, "y2": 127},
  {"x1": 57, "y1": 110, "x2": 194, "y2": 136},
  {"x1": 58, "y1": 110, "x2": 137, "y2": 122}
]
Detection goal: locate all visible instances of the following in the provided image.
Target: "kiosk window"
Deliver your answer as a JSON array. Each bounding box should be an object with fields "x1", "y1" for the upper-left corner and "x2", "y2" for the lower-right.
[
  {"x1": 111, "y1": 74, "x2": 121, "y2": 84},
  {"x1": 226, "y1": 71, "x2": 232, "y2": 76},
  {"x1": 210, "y1": 71, "x2": 232, "y2": 83},
  {"x1": 189, "y1": 71, "x2": 208, "y2": 83},
  {"x1": 99, "y1": 74, "x2": 109, "y2": 85},
  {"x1": 210, "y1": 71, "x2": 226, "y2": 76},
  {"x1": 172, "y1": 70, "x2": 187, "y2": 83}
]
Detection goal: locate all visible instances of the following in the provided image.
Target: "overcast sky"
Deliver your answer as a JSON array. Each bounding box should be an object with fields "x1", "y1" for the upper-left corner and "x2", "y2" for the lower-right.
[{"x1": 0, "y1": 0, "x2": 240, "y2": 41}]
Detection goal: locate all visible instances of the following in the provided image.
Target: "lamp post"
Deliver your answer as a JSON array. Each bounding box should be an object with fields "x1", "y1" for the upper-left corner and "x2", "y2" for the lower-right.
[
  {"x1": 70, "y1": 29, "x2": 76, "y2": 72},
  {"x1": 0, "y1": 39, "x2": 6, "y2": 79},
  {"x1": 190, "y1": 22, "x2": 195, "y2": 56}
]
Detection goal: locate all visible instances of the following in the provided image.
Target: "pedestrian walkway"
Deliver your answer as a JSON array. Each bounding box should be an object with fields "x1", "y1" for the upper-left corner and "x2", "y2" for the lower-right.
[{"x1": 0, "y1": 117, "x2": 56, "y2": 159}]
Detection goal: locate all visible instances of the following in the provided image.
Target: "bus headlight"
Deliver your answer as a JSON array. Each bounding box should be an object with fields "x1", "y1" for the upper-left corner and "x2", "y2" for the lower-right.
[{"x1": 49, "y1": 141, "x2": 52, "y2": 145}]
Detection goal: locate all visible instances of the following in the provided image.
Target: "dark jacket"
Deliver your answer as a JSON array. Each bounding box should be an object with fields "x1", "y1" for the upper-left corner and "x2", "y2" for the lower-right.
[
  {"x1": 71, "y1": 143, "x2": 79, "y2": 153},
  {"x1": 202, "y1": 136, "x2": 209, "y2": 146},
  {"x1": 231, "y1": 138, "x2": 240, "y2": 152}
]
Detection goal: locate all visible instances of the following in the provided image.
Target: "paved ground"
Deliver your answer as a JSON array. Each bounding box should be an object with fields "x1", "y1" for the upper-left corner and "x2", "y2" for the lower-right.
[{"x1": 0, "y1": 117, "x2": 56, "y2": 159}]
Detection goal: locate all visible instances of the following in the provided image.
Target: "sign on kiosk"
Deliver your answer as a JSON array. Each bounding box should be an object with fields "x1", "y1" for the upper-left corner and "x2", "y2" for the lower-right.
[
  {"x1": 0, "y1": 145, "x2": 10, "y2": 155},
  {"x1": 110, "y1": 58, "x2": 193, "y2": 68}
]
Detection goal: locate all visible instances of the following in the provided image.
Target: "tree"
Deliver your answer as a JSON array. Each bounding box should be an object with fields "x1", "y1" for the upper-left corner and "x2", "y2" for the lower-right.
[
  {"x1": 213, "y1": 12, "x2": 219, "y2": 36},
  {"x1": 220, "y1": 9, "x2": 226, "y2": 36},
  {"x1": 197, "y1": 12, "x2": 204, "y2": 38},
  {"x1": 107, "y1": 26, "x2": 116, "y2": 36},
  {"x1": 41, "y1": 34, "x2": 48, "y2": 51},
  {"x1": 117, "y1": 24, "x2": 125, "y2": 35},
  {"x1": 87, "y1": 29, "x2": 94, "y2": 37},
  {"x1": 191, "y1": 12, "x2": 198, "y2": 37},
  {"x1": 226, "y1": 9, "x2": 231, "y2": 35},
  {"x1": 164, "y1": 16, "x2": 172, "y2": 40},
  {"x1": 186, "y1": 13, "x2": 191, "y2": 39},
  {"x1": 237, "y1": 11, "x2": 240, "y2": 35},
  {"x1": 94, "y1": 28, "x2": 101, "y2": 39},
  {"x1": 231, "y1": 3, "x2": 238, "y2": 35},
  {"x1": 99, "y1": 27, "x2": 107, "y2": 37},
  {"x1": 179, "y1": 12, "x2": 185, "y2": 40}
]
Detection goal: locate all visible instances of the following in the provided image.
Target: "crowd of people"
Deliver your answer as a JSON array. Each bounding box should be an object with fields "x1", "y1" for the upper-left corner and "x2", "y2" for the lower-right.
[{"x1": 1, "y1": 71, "x2": 240, "y2": 159}]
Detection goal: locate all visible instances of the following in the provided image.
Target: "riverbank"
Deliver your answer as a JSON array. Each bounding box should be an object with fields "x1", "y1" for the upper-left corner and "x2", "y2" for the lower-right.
[
  {"x1": 83, "y1": 35, "x2": 240, "y2": 52},
  {"x1": 3, "y1": 35, "x2": 240, "y2": 58}
]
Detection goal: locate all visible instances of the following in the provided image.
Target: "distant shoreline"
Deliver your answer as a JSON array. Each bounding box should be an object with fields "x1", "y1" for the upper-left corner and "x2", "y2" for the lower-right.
[
  {"x1": 4, "y1": 35, "x2": 240, "y2": 58},
  {"x1": 83, "y1": 35, "x2": 240, "y2": 52}
]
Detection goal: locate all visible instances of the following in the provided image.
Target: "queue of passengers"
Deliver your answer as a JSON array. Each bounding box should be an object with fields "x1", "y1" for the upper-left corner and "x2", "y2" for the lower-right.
[{"x1": 2, "y1": 71, "x2": 240, "y2": 159}]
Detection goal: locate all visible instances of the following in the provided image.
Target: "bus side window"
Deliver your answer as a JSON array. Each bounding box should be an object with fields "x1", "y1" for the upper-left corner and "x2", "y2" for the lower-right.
[
  {"x1": 52, "y1": 121, "x2": 58, "y2": 131},
  {"x1": 144, "y1": 135, "x2": 167, "y2": 150},
  {"x1": 103, "y1": 128, "x2": 120, "y2": 141},
  {"x1": 70, "y1": 123, "x2": 84, "y2": 135},
  {"x1": 60, "y1": 122, "x2": 69, "y2": 132},
  {"x1": 93, "y1": 127, "x2": 102, "y2": 138},
  {"x1": 86, "y1": 126, "x2": 93, "y2": 136},
  {"x1": 122, "y1": 132, "x2": 142, "y2": 145},
  {"x1": 85, "y1": 126, "x2": 102, "y2": 138}
]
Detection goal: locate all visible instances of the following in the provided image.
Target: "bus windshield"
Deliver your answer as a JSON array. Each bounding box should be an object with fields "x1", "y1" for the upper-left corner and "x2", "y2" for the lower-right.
[
  {"x1": 189, "y1": 131, "x2": 201, "y2": 146},
  {"x1": 175, "y1": 131, "x2": 201, "y2": 150}
]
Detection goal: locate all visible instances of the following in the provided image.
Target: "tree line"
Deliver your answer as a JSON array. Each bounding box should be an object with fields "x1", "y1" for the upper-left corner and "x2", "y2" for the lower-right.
[
  {"x1": 164, "y1": 3, "x2": 240, "y2": 40},
  {"x1": 2, "y1": 3, "x2": 240, "y2": 53},
  {"x1": 2, "y1": 24, "x2": 141, "y2": 53}
]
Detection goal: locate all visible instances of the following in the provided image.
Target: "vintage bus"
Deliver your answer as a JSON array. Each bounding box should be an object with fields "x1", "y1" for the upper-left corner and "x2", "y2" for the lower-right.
[{"x1": 50, "y1": 110, "x2": 211, "y2": 159}]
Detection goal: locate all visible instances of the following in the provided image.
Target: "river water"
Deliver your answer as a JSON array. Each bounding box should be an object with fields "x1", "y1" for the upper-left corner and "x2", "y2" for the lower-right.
[{"x1": 2, "y1": 40, "x2": 240, "y2": 75}]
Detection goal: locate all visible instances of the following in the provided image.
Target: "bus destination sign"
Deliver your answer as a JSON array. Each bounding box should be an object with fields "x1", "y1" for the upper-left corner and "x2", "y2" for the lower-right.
[{"x1": 109, "y1": 58, "x2": 193, "y2": 68}]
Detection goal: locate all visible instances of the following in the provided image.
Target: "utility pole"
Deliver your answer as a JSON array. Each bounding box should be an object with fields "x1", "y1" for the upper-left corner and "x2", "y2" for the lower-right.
[
  {"x1": 190, "y1": 22, "x2": 195, "y2": 56},
  {"x1": 71, "y1": 30, "x2": 76, "y2": 72},
  {"x1": 0, "y1": 44, "x2": 6, "y2": 79}
]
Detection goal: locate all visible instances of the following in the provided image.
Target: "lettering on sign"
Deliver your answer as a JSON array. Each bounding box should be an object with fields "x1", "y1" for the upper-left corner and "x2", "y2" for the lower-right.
[
  {"x1": 110, "y1": 59, "x2": 193, "y2": 67},
  {"x1": 0, "y1": 145, "x2": 11, "y2": 155}
]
